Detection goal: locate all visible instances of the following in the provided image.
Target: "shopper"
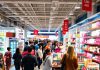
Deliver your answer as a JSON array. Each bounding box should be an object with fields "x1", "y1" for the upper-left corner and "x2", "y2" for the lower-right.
[
  {"x1": 45, "y1": 40, "x2": 51, "y2": 50},
  {"x1": 22, "y1": 47, "x2": 37, "y2": 70},
  {"x1": 22, "y1": 47, "x2": 28, "y2": 57},
  {"x1": 61, "y1": 46, "x2": 78, "y2": 70},
  {"x1": 0, "y1": 53, "x2": 4, "y2": 70},
  {"x1": 34, "y1": 40, "x2": 39, "y2": 51},
  {"x1": 13, "y1": 48, "x2": 22, "y2": 70},
  {"x1": 4, "y1": 47, "x2": 12, "y2": 70},
  {"x1": 43, "y1": 49, "x2": 52, "y2": 70},
  {"x1": 37, "y1": 45, "x2": 43, "y2": 69}
]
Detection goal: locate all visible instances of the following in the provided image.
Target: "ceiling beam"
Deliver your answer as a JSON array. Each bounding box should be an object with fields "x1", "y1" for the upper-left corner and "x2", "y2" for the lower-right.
[
  {"x1": 0, "y1": 1, "x2": 82, "y2": 4},
  {"x1": 6, "y1": 15, "x2": 67, "y2": 18}
]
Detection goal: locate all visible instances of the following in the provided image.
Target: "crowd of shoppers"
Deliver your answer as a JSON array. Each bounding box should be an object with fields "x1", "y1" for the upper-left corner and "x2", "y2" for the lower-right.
[{"x1": 0, "y1": 39, "x2": 78, "y2": 70}]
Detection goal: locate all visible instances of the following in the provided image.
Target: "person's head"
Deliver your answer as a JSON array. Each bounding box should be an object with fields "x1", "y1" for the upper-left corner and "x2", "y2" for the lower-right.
[
  {"x1": 16, "y1": 48, "x2": 20, "y2": 54},
  {"x1": 7, "y1": 47, "x2": 11, "y2": 51},
  {"x1": 25, "y1": 42, "x2": 28, "y2": 45},
  {"x1": 67, "y1": 46, "x2": 75, "y2": 59},
  {"x1": 23, "y1": 47, "x2": 28, "y2": 52},
  {"x1": 27, "y1": 47, "x2": 32, "y2": 53},
  {"x1": 45, "y1": 49, "x2": 51, "y2": 55},
  {"x1": 47, "y1": 40, "x2": 51, "y2": 46},
  {"x1": 39, "y1": 45, "x2": 42, "y2": 50}
]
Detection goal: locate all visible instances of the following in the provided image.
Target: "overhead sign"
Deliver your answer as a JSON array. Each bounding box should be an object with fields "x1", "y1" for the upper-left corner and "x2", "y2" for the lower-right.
[
  {"x1": 34, "y1": 30, "x2": 38, "y2": 35},
  {"x1": 62, "y1": 20, "x2": 69, "y2": 35},
  {"x1": 82, "y1": 0, "x2": 92, "y2": 11}
]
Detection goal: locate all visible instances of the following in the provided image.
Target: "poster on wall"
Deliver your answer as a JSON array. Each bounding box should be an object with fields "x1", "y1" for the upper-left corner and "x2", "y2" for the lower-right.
[
  {"x1": 16, "y1": 28, "x2": 25, "y2": 39},
  {"x1": 0, "y1": 32, "x2": 5, "y2": 54}
]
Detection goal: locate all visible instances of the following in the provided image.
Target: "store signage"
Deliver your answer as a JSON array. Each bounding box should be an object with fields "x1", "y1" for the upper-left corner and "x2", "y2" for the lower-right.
[
  {"x1": 62, "y1": 20, "x2": 69, "y2": 35},
  {"x1": 6, "y1": 32, "x2": 15, "y2": 37},
  {"x1": 34, "y1": 30, "x2": 38, "y2": 35},
  {"x1": 34, "y1": 35, "x2": 49, "y2": 39},
  {"x1": 82, "y1": 0, "x2": 92, "y2": 11},
  {"x1": 0, "y1": 32, "x2": 5, "y2": 37},
  {"x1": 16, "y1": 28, "x2": 25, "y2": 39}
]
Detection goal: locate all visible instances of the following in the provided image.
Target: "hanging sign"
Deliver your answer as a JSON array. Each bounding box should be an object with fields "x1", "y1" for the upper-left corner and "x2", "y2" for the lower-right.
[
  {"x1": 62, "y1": 20, "x2": 69, "y2": 35},
  {"x1": 34, "y1": 30, "x2": 38, "y2": 35},
  {"x1": 82, "y1": 0, "x2": 92, "y2": 11}
]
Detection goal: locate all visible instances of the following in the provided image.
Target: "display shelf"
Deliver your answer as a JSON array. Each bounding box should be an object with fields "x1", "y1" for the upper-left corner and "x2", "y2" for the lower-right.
[
  {"x1": 84, "y1": 50, "x2": 100, "y2": 56},
  {"x1": 71, "y1": 42, "x2": 76, "y2": 44},
  {"x1": 88, "y1": 27, "x2": 100, "y2": 31},
  {"x1": 84, "y1": 43, "x2": 100, "y2": 47},
  {"x1": 89, "y1": 19, "x2": 100, "y2": 24},
  {"x1": 83, "y1": 36, "x2": 100, "y2": 39},
  {"x1": 92, "y1": 59, "x2": 100, "y2": 64}
]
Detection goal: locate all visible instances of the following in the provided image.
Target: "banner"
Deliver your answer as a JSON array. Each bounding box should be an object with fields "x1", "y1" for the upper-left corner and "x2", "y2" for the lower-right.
[
  {"x1": 34, "y1": 30, "x2": 38, "y2": 35},
  {"x1": 62, "y1": 20, "x2": 69, "y2": 35},
  {"x1": 82, "y1": 0, "x2": 92, "y2": 11}
]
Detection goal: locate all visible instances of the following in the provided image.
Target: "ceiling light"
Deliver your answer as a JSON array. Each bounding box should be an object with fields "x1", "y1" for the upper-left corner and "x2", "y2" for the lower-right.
[
  {"x1": 21, "y1": 18, "x2": 24, "y2": 21},
  {"x1": 69, "y1": 12, "x2": 74, "y2": 16},
  {"x1": 75, "y1": 5, "x2": 80, "y2": 9}
]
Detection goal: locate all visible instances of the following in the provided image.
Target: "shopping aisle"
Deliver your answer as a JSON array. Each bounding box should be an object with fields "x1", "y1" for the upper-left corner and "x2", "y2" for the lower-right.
[{"x1": 10, "y1": 66, "x2": 43, "y2": 70}]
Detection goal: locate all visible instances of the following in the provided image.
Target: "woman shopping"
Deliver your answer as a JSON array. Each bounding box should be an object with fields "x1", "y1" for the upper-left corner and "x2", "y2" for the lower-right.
[
  {"x1": 61, "y1": 46, "x2": 78, "y2": 70},
  {"x1": 13, "y1": 48, "x2": 22, "y2": 70},
  {"x1": 37, "y1": 45, "x2": 43, "y2": 69}
]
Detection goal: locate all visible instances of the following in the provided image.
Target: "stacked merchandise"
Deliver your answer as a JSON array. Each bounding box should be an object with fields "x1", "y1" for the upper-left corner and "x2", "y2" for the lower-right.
[{"x1": 81, "y1": 20, "x2": 100, "y2": 70}]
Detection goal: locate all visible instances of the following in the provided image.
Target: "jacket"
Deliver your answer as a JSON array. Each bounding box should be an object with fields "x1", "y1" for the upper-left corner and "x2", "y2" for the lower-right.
[
  {"x1": 22, "y1": 54, "x2": 37, "y2": 70},
  {"x1": 43, "y1": 55, "x2": 52, "y2": 70}
]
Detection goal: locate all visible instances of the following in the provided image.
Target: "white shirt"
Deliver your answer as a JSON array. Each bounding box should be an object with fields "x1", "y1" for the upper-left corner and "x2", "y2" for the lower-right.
[
  {"x1": 37, "y1": 49, "x2": 43, "y2": 58},
  {"x1": 43, "y1": 55, "x2": 53, "y2": 70}
]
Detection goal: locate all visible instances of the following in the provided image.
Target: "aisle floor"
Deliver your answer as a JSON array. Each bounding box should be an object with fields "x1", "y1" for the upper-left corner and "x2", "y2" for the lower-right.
[{"x1": 10, "y1": 65, "x2": 43, "y2": 70}]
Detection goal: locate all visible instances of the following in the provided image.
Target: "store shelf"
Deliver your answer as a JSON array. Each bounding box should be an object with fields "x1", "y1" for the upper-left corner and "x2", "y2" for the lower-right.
[
  {"x1": 92, "y1": 59, "x2": 100, "y2": 64},
  {"x1": 88, "y1": 27, "x2": 100, "y2": 31},
  {"x1": 89, "y1": 19, "x2": 100, "y2": 24},
  {"x1": 83, "y1": 36, "x2": 100, "y2": 39},
  {"x1": 85, "y1": 43, "x2": 100, "y2": 47},
  {"x1": 84, "y1": 50, "x2": 100, "y2": 56},
  {"x1": 71, "y1": 42, "x2": 76, "y2": 44}
]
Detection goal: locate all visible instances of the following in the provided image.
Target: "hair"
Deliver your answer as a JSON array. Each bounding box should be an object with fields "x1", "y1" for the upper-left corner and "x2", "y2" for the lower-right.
[
  {"x1": 67, "y1": 46, "x2": 75, "y2": 60},
  {"x1": 16, "y1": 48, "x2": 20, "y2": 54},
  {"x1": 7, "y1": 47, "x2": 11, "y2": 51},
  {"x1": 45, "y1": 49, "x2": 50, "y2": 54},
  {"x1": 39, "y1": 45, "x2": 42, "y2": 48},
  {"x1": 28, "y1": 47, "x2": 32, "y2": 53},
  {"x1": 47, "y1": 40, "x2": 51, "y2": 43},
  {"x1": 25, "y1": 42, "x2": 28, "y2": 45}
]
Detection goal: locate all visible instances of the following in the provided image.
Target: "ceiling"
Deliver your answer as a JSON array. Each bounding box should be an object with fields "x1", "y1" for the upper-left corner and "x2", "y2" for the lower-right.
[{"x1": 0, "y1": 0, "x2": 97, "y2": 31}]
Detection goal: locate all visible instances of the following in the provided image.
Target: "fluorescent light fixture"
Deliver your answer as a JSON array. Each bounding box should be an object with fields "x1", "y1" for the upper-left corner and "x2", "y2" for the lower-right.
[
  {"x1": 69, "y1": 12, "x2": 74, "y2": 16},
  {"x1": 75, "y1": 5, "x2": 81, "y2": 9}
]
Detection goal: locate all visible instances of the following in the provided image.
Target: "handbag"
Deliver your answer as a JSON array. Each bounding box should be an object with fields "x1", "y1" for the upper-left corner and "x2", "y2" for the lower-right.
[{"x1": 61, "y1": 54, "x2": 66, "y2": 70}]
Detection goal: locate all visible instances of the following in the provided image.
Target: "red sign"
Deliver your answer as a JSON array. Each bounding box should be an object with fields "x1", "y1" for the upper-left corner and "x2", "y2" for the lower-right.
[
  {"x1": 6, "y1": 32, "x2": 15, "y2": 37},
  {"x1": 82, "y1": 0, "x2": 92, "y2": 11},
  {"x1": 62, "y1": 20, "x2": 69, "y2": 35},
  {"x1": 34, "y1": 30, "x2": 38, "y2": 35}
]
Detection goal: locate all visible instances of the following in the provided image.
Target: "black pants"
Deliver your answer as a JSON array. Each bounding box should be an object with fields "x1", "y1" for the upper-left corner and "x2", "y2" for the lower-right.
[
  {"x1": 14, "y1": 63, "x2": 20, "y2": 70},
  {"x1": 37, "y1": 58, "x2": 42, "y2": 69}
]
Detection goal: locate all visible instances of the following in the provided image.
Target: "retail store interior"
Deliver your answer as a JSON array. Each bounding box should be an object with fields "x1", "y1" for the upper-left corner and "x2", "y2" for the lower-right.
[{"x1": 0, "y1": 0, "x2": 100, "y2": 70}]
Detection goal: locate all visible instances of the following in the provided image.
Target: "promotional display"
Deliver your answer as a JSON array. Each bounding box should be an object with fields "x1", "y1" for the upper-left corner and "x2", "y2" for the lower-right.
[
  {"x1": 82, "y1": 0, "x2": 92, "y2": 11},
  {"x1": 34, "y1": 30, "x2": 39, "y2": 35},
  {"x1": 62, "y1": 20, "x2": 69, "y2": 35},
  {"x1": 0, "y1": 32, "x2": 6, "y2": 54}
]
